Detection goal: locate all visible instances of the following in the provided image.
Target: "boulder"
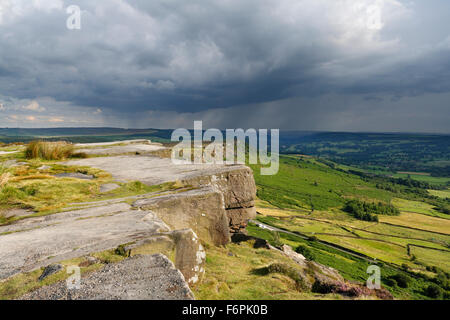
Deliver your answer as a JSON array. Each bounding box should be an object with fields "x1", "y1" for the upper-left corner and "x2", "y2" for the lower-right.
[
  {"x1": 133, "y1": 187, "x2": 231, "y2": 246},
  {"x1": 182, "y1": 167, "x2": 257, "y2": 209},
  {"x1": 38, "y1": 264, "x2": 62, "y2": 281},
  {"x1": 124, "y1": 229, "x2": 206, "y2": 286},
  {"x1": 280, "y1": 244, "x2": 307, "y2": 267},
  {"x1": 169, "y1": 229, "x2": 206, "y2": 286}
]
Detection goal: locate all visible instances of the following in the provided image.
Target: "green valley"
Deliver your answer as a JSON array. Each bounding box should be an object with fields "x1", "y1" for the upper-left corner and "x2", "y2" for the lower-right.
[{"x1": 248, "y1": 155, "x2": 450, "y2": 300}]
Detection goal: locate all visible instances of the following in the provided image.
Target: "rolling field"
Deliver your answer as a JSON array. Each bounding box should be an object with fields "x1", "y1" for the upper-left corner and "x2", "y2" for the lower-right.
[
  {"x1": 392, "y1": 173, "x2": 450, "y2": 186},
  {"x1": 250, "y1": 155, "x2": 450, "y2": 298},
  {"x1": 409, "y1": 246, "x2": 450, "y2": 273},
  {"x1": 280, "y1": 132, "x2": 450, "y2": 179},
  {"x1": 256, "y1": 207, "x2": 450, "y2": 273},
  {"x1": 392, "y1": 198, "x2": 450, "y2": 220},
  {"x1": 247, "y1": 221, "x2": 440, "y2": 300},
  {"x1": 379, "y1": 212, "x2": 450, "y2": 236},
  {"x1": 250, "y1": 156, "x2": 393, "y2": 211},
  {"x1": 428, "y1": 189, "x2": 450, "y2": 199}
]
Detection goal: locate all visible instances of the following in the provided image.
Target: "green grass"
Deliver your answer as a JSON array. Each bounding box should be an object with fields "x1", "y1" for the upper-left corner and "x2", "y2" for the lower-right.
[
  {"x1": 428, "y1": 189, "x2": 450, "y2": 199},
  {"x1": 392, "y1": 198, "x2": 449, "y2": 219},
  {"x1": 256, "y1": 205, "x2": 450, "y2": 271},
  {"x1": 392, "y1": 173, "x2": 450, "y2": 186},
  {"x1": 409, "y1": 246, "x2": 450, "y2": 273},
  {"x1": 249, "y1": 155, "x2": 393, "y2": 211},
  {"x1": 247, "y1": 223, "x2": 441, "y2": 300},
  {"x1": 249, "y1": 154, "x2": 450, "y2": 299},
  {"x1": 0, "y1": 160, "x2": 178, "y2": 224},
  {"x1": 379, "y1": 212, "x2": 450, "y2": 235},
  {"x1": 193, "y1": 241, "x2": 340, "y2": 300},
  {"x1": 0, "y1": 163, "x2": 109, "y2": 215}
]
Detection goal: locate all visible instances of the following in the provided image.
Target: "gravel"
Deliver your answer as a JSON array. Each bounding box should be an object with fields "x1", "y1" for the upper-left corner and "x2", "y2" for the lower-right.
[{"x1": 20, "y1": 254, "x2": 194, "y2": 300}]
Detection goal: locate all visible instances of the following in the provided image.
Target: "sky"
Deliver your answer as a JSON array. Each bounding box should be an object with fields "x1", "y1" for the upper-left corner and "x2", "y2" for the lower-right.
[{"x1": 0, "y1": 0, "x2": 449, "y2": 132}]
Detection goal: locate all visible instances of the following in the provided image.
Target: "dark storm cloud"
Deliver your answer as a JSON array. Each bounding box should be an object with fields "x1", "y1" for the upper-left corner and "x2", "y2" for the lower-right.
[{"x1": 0, "y1": 0, "x2": 449, "y2": 131}]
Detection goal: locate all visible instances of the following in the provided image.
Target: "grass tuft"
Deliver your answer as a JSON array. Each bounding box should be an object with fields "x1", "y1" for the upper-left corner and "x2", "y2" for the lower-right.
[
  {"x1": 253, "y1": 263, "x2": 308, "y2": 291},
  {"x1": 25, "y1": 141, "x2": 75, "y2": 160}
]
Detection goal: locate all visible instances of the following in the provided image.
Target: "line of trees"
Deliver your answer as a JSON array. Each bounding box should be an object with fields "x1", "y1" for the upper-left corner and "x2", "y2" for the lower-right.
[{"x1": 344, "y1": 199, "x2": 400, "y2": 222}]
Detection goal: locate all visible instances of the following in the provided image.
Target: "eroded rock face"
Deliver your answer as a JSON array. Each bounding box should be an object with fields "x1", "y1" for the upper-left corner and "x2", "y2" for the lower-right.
[
  {"x1": 123, "y1": 229, "x2": 206, "y2": 286},
  {"x1": 133, "y1": 187, "x2": 231, "y2": 246},
  {"x1": 169, "y1": 229, "x2": 206, "y2": 286},
  {"x1": 227, "y1": 207, "x2": 257, "y2": 234},
  {"x1": 180, "y1": 167, "x2": 257, "y2": 235},
  {"x1": 181, "y1": 167, "x2": 256, "y2": 209},
  {"x1": 65, "y1": 155, "x2": 258, "y2": 236}
]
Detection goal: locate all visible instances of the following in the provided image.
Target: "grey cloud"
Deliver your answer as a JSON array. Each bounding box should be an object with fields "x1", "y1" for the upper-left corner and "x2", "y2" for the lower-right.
[{"x1": 0, "y1": 0, "x2": 449, "y2": 131}]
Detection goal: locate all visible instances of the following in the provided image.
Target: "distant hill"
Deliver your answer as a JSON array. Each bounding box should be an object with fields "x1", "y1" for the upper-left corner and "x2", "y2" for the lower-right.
[
  {"x1": 0, "y1": 127, "x2": 174, "y2": 144},
  {"x1": 1, "y1": 128, "x2": 449, "y2": 176},
  {"x1": 0, "y1": 127, "x2": 162, "y2": 137}
]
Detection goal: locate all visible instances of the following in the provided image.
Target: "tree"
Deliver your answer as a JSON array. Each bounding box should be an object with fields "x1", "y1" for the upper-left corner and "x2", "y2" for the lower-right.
[{"x1": 424, "y1": 284, "x2": 443, "y2": 299}]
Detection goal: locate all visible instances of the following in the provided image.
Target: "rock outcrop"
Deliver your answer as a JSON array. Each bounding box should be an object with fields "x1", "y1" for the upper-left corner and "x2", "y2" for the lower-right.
[
  {"x1": 133, "y1": 187, "x2": 231, "y2": 246},
  {"x1": 66, "y1": 154, "x2": 257, "y2": 238},
  {"x1": 0, "y1": 140, "x2": 257, "y2": 299},
  {"x1": 179, "y1": 167, "x2": 257, "y2": 234}
]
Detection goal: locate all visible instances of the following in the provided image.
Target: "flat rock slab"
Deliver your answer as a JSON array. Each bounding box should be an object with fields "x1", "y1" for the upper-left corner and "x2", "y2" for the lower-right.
[
  {"x1": 1, "y1": 160, "x2": 27, "y2": 167},
  {"x1": 65, "y1": 155, "x2": 247, "y2": 186},
  {"x1": 74, "y1": 139, "x2": 152, "y2": 147},
  {"x1": 1, "y1": 209, "x2": 34, "y2": 219},
  {"x1": 77, "y1": 144, "x2": 166, "y2": 156},
  {"x1": 0, "y1": 151, "x2": 19, "y2": 155},
  {"x1": 100, "y1": 183, "x2": 120, "y2": 193},
  {"x1": 0, "y1": 202, "x2": 170, "y2": 280},
  {"x1": 20, "y1": 254, "x2": 194, "y2": 300},
  {"x1": 53, "y1": 172, "x2": 94, "y2": 180}
]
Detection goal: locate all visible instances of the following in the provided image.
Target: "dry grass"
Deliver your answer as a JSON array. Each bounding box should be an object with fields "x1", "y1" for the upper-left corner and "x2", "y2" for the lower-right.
[
  {"x1": 0, "y1": 165, "x2": 11, "y2": 188},
  {"x1": 0, "y1": 172, "x2": 10, "y2": 188},
  {"x1": 25, "y1": 141, "x2": 75, "y2": 160},
  {"x1": 193, "y1": 241, "x2": 336, "y2": 300},
  {"x1": 379, "y1": 211, "x2": 450, "y2": 235}
]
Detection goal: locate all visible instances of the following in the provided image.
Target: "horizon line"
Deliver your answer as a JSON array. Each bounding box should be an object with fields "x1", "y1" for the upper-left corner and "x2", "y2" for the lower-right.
[{"x1": 0, "y1": 126, "x2": 449, "y2": 136}]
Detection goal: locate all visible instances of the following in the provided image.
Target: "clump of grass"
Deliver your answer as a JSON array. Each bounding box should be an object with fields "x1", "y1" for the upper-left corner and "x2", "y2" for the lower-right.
[
  {"x1": 70, "y1": 152, "x2": 88, "y2": 159},
  {"x1": 25, "y1": 141, "x2": 75, "y2": 160},
  {"x1": 0, "y1": 185, "x2": 26, "y2": 204},
  {"x1": 270, "y1": 231, "x2": 284, "y2": 248},
  {"x1": 296, "y1": 245, "x2": 315, "y2": 261},
  {"x1": 0, "y1": 167, "x2": 11, "y2": 188},
  {"x1": 253, "y1": 263, "x2": 308, "y2": 291}
]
